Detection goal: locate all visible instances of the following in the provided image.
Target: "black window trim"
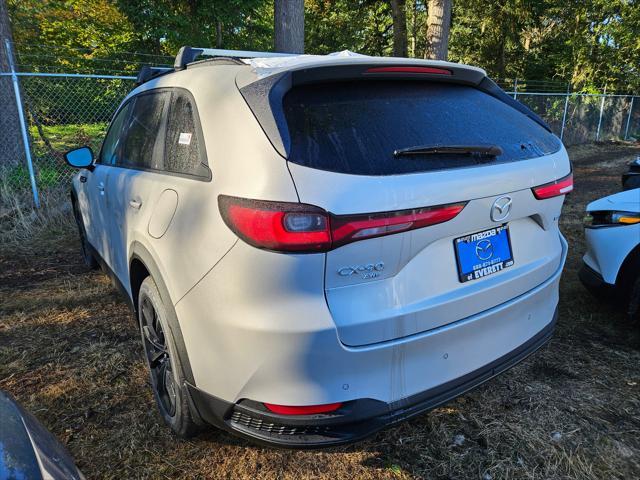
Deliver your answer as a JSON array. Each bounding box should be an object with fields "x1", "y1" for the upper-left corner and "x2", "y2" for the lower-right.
[{"x1": 98, "y1": 87, "x2": 211, "y2": 182}]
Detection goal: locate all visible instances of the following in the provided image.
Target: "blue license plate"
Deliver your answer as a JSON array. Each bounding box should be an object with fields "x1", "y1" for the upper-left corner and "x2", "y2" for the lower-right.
[{"x1": 454, "y1": 225, "x2": 514, "y2": 283}]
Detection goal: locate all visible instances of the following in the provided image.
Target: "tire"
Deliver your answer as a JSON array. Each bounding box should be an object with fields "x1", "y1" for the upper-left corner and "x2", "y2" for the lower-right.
[
  {"x1": 72, "y1": 201, "x2": 98, "y2": 270},
  {"x1": 622, "y1": 175, "x2": 640, "y2": 191},
  {"x1": 138, "y1": 276, "x2": 200, "y2": 437}
]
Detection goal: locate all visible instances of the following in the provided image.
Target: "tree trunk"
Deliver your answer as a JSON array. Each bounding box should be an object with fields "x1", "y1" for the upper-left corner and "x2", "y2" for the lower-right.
[
  {"x1": 411, "y1": 0, "x2": 417, "y2": 57},
  {"x1": 274, "y1": 0, "x2": 304, "y2": 54},
  {"x1": 216, "y1": 21, "x2": 223, "y2": 48},
  {"x1": 0, "y1": 0, "x2": 23, "y2": 168},
  {"x1": 424, "y1": 0, "x2": 452, "y2": 60},
  {"x1": 390, "y1": 0, "x2": 408, "y2": 57}
]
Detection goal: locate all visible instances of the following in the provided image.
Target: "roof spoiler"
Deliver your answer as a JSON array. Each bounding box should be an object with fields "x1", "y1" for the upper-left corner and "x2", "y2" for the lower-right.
[{"x1": 173, "y1": 46, "x2": 296, "y2": 70}]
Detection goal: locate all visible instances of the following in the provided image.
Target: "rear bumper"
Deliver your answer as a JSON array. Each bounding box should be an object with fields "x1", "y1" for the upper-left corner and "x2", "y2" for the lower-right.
[
  {"x1": 177, "y1": 233, "x2": 566, "y2": 447},
  {"x1": 187, "y1": 309, "x2": 557, "y2": 448}
]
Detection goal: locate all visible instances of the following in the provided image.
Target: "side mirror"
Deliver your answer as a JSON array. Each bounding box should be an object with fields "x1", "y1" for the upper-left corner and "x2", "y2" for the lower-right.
[{"x1": 64, "y1": 147, "x2": 94, "y2": 169}]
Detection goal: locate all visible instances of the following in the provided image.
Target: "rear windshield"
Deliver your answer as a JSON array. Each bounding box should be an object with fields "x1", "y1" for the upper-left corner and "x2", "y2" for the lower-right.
[{"x1": 283, "y1": 81, "x2": 561, "y2": 176}]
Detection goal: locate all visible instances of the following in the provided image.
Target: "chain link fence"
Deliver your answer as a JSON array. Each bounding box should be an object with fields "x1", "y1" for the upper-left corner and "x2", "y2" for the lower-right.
[
  {"x1": 1, "y1": 71, "x2": 639, "y2": 210},
  {"x1": 0, "y1": 73, "x2": 135, "y2": 208}
]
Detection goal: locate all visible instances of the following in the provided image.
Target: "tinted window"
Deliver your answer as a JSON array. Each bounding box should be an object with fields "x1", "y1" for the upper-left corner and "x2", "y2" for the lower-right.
[
  {"x1": 99, "y1": 103, "x2": 131, "y2": 165},
  {"x1": 283, "y1": 81, "x2": 561, "y2": 176},
  {"x1": 164, "y1": 92, "x2": 208, "y2": 178},
  {"x1": 121, "y1": 92, "x2": 169, "y2": 169}
]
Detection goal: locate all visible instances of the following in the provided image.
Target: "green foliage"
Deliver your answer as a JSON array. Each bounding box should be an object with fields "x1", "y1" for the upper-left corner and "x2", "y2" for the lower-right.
[
  {"x1": 305, "y1": 0, "x2": 393, "y2": 55},
  {"x1": 1, "y1": 123, "x2": 110, "y2": 191},
  {"x1": 28, "y1": 123, "x2": 107, "y2": 156},
  {"x1": 21, "y1": 77, "x2": 133, "y2": 125},
  {"x1": 6, "y1": 0, "x2": 640, "y2": 92},
  {"x1": 448, "y1": 0, "x2": 640, "y2": 92},
  {"x1": 115, "y1": 0, "x2": 272, "y2": 54},
  {"x1": 8, "y1": 0, "x2": 140, "y2": 74}
]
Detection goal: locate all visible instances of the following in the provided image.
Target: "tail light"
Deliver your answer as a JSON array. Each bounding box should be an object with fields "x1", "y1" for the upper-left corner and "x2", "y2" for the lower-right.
[
  {"x1": 219, "y1": 195, "x2": 466, "y2": 253},
  {"x1": 532, "y1": 173, "x2": 573, "y2": 199},
  {"x1": 264, "y1": 402, "x2": 343, "y2": 415}
]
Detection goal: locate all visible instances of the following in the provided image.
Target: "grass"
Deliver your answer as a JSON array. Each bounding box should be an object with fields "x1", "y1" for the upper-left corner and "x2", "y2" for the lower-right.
[
  {"x1": 1, "y1": 142, "x2": 640, "y2": 479},
  {"x1": 3, "y1": 123, "x2": 107, "y2": 190},
  {"x1": 29, "y1": 123, "x2": 108, "y2": 153}
]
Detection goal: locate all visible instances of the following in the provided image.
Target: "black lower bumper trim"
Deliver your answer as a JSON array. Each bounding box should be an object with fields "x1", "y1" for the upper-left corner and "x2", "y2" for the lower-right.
[
  {"x1": 187, "y1": 309, "x2": 557, "y2": 448},
  {"x1": 579, "y1": 261, "x2": 614, "y2": 295}
]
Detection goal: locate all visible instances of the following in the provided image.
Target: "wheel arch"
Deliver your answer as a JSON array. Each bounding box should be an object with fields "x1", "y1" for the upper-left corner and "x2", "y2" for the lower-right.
[
  {"x1": 129, "y1": 241, "x2": 196, "y2": 385},
  {"x1": 615, "y1": 242, "x2": 640, "y2": 296}
]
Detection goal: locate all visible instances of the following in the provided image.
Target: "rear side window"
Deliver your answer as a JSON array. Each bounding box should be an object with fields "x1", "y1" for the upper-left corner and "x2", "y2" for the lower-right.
[
  {"x1": 121, "y1": 92, "x2": 169, "y2": 169},
  {"x1": 164, "y1": 92, "x2": 209, "y2": 178},
  {"x1": 283, "y1": 81, "x2": 561, "y2": 176}
]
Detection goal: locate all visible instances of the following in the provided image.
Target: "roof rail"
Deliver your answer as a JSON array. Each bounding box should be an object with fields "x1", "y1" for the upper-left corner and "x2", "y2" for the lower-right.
[
  {"x1": 136, "y1": 66, "x2": 173, "y2": 85},
  {"x1": 174, "y1": 46, "x2": 296, "y2": 70}
]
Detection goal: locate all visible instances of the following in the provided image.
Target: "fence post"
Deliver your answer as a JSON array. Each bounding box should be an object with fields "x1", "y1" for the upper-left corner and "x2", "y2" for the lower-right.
[
  {"x1": 4, "y1": 39, "x2": 39, "y2": 207},
  {"x1": 595, "y1": 86, "x2": 606, "y2": 142},
  {"x1": 513, "y1": 78, "x2": 518, "y2": 100},
  {"x1": 624, "y1": 96, "x2": 635, "y2": 141},
  {"x1": 560, "y1": 84, "x2": 571, "y2": 141}
]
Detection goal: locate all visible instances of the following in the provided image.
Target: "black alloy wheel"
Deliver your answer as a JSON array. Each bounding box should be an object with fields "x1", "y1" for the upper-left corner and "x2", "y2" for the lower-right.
[{"x1": 140, "y1": 296, "x2": 177, "y2": 416}]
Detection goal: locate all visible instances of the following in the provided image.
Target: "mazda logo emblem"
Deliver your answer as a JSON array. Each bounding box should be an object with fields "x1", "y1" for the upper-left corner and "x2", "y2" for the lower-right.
[
  {"x1": 475, "y1": 239, "x2": 494, "y2": 260},
  {"x1": 491, "y1": 196, "x2": 513, "y2": 222}
]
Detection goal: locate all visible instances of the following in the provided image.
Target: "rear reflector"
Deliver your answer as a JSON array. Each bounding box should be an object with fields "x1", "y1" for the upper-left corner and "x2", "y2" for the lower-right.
[
  {"x1": 264, "y1": 402, "x2": 343, "y2": 415},
  {"x1": 219, "y1": 195, "x2": 466, "y2": 253},
  {"x1": 532, "y1": 173, "x2": 574, "y2": 199},
  {"x1": 365, "y1": 66, "x2": 452, "y2": 75}
]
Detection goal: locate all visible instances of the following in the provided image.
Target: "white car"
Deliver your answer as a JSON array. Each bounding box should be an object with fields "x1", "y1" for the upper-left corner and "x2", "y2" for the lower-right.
[
  {"x1": 64, "y1": 47, "x2": 571, "y2": 447},
  {"x1": 580, "y1": 188, "x2": 640, "y2": 319}
]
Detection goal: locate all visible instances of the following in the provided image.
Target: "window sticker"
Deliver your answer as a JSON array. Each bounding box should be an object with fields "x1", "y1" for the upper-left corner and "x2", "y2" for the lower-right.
[{"x1": 178, "y1": 132, "x2": 193, "y2": 145}]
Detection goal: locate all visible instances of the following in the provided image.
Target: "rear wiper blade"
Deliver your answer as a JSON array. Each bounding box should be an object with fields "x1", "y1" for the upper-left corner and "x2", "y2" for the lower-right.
[{"x1": 393, "y1": 144, "x2": 503, "y2": 158}]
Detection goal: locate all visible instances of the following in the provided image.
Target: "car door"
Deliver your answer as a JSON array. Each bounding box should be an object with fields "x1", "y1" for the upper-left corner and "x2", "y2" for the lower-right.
[
  {"x1": 106, "y1": 90, "x2": 171, "y2": 288},
  {"x1": 84, "y1": 102, "x2": 131, "y2": 265}
]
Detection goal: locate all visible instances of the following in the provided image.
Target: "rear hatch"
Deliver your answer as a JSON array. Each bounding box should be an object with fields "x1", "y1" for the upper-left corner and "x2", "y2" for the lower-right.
[{"x1": 282, "y1": 79, "x2": 569, "y2": 347}]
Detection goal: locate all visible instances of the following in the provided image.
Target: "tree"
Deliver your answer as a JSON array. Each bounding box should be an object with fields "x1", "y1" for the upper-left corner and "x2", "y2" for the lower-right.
[
  {"x1": 0, "y1": 0, "x2": 23, "y2": 168},
  {"x1": 305, "y1": 0, "x2": 393, "y2": 56},
  {"x1": 389, "y1": 0, "x2": 408, "y2": 56},
  {"x1": 9, "y1": 0, "x2": 140, "y2": 74},
  {"x1": 275, "y1": 0, "x2": 304, "y2": 53},
  {"x1": 115, "y1": 0, "x2": 269, "y2": 56},
  {"x1": 424, "y1": 0, "x2": 451, "y2": 60}
]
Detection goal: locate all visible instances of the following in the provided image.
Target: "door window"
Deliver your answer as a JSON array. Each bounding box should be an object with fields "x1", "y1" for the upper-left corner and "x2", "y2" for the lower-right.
[
  {"x1": 120, "y1": 92, "x2": 169, "y2": 169},
  {"x1": 99, "y1": 103, "x2": 131, "y2": 165}
]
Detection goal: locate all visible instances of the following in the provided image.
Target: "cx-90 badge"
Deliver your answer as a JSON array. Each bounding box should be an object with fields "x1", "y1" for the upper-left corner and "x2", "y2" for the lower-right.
[
  {"x1": 491, "y1": 195, "x2": 513, "y2": 222},
  {"x1": 338, "y1": 262, "x2": 385, "y2": 279}
]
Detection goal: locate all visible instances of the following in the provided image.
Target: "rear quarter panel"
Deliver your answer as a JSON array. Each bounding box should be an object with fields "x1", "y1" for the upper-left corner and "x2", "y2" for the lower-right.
[{"x1": 122, "y1": 66, "x2": 300, "y2": 304}]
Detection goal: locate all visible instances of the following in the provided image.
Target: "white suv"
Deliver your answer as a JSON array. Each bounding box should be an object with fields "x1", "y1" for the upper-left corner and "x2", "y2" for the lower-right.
[{"x1": 65, "y1": 47, "x2": 571, "y2": 447}]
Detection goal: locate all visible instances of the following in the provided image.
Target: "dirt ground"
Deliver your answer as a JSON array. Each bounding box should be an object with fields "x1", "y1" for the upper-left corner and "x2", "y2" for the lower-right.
[{"x1": 1, "y1": 143, "x2": 640, "y2": 480}]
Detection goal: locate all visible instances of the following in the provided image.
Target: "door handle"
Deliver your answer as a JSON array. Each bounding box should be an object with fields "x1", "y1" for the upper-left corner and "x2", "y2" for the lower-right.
[
  {"x1": 97, "y1": 182, "x2": 105, "y2": 192},
  {"x1": 129, "y1": 200, "x2": 142, "y2": 210}
]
